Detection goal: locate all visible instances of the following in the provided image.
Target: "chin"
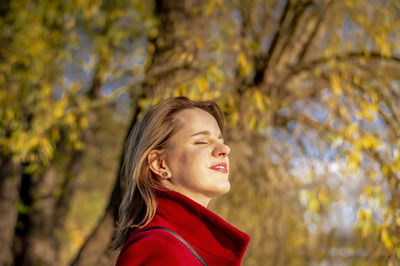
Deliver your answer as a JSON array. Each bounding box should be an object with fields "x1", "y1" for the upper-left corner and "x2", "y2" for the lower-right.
[{"x1": 215, "y1": 181, "x2": 231, "y2": 195}]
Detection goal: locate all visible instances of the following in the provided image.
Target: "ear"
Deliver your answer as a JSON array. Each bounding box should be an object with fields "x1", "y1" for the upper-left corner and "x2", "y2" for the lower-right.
[{"x1": 147, "y1": 149, "x2": 171, "y2": 179}]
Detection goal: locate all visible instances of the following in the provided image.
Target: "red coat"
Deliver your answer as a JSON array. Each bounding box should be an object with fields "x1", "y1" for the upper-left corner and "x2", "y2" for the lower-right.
[{"x1": 116, "y1": 189, "x2": 250, "y2": 265}]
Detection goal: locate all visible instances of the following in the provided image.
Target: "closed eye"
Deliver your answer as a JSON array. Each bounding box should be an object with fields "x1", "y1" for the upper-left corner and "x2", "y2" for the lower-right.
[{"x1": 195, "y1": 141, "x2": 208, "y2": 144}]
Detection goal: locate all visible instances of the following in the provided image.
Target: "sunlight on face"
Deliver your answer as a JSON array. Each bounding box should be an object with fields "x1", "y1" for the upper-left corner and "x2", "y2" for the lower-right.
[{"x1": 163, "y1": 108, "x2": 231, "y2": 207}]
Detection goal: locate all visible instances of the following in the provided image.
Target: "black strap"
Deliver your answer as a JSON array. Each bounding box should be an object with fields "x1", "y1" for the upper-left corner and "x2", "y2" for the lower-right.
[{"x1": 135, "y1": 226, "x2": 208, "y2": 266}]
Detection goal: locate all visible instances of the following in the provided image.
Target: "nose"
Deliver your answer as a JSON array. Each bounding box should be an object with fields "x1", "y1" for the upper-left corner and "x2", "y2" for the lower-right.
[{"x1": 212, "y1": 142, "x2": 230, "y2": 157}]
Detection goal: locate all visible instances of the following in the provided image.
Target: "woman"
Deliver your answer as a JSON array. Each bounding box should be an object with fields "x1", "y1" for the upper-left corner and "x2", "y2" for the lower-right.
[{"x1": 113, "y1": 97, "x2": 250, "y2": 265}]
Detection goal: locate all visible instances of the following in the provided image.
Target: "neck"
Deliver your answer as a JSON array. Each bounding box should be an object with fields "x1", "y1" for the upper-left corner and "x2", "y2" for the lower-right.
[{"x1": 158, "y1": 183, "x2": 211, "y2": 207}]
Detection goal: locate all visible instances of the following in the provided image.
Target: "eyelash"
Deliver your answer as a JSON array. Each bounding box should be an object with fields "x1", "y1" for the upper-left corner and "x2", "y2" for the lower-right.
[{"x1": 195, "y1": 141, "x2": 208, "y2": 144}]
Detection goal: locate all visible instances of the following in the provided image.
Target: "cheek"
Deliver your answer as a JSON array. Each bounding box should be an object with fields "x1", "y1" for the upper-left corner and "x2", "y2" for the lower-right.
[
  {"x1": 173, "y1": 149, "x2": 207, "y2": 174},
  {"x1": 168, "y1": 149, "x2": 192, "y2": 172},
  {"x1": 190, "y1": 150, "x2": 210, "y2": 174}
]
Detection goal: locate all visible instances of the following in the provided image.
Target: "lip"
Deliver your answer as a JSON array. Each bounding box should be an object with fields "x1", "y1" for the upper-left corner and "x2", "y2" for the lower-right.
[{"x1": 210, "y1": 163, "x2": 228, "y2": 174}]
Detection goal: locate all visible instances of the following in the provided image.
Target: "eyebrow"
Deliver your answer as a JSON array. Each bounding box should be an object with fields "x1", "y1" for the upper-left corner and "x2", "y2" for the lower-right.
[{"x1": 190, "y1": 130, "x2": 223, "y2": 139}]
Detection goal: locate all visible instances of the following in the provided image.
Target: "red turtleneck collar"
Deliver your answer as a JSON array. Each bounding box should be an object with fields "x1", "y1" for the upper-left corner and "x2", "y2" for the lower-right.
[{"x1": 117, "y1": 189, "x2": 250, "y2": 265}]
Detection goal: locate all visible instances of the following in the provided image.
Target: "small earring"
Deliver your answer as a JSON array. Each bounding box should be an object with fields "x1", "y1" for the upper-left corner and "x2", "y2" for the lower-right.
[{"x1": 162, "y1": 172, "x2": 168, "y2": 177}]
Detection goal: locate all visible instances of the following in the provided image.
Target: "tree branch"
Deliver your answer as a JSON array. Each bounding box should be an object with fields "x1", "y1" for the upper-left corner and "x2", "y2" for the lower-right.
[
  {"x1": 292, "y1": 51, "x2": 400, "y2": 76},
  {"x1": 253, "y1": 0, "x2": 291, "y2": 86},
  {"x1": 297, "y1": 0, "x2": 333, "y2": 64}
]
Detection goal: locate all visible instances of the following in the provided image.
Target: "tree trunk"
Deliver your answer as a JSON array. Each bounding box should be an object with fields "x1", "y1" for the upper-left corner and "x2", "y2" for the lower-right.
[
  {"x1": 72, "y1": 0, "x2": 213, "y2": 265},
  {"x1": 14, "y1": 167, "x2": 59, "y2": 266},
  {"x1": 0, "y1": 158, "x2": 21, "y2": 266},
  {"x1": 71, "y1": 102, "x2": 141, "y2": 266},
  {"x1": 71, "y1": 210, "x2": 117, "y2": 266},
  {"x1": 54, "y1": 150, "x2": 84, "y2": 240}
]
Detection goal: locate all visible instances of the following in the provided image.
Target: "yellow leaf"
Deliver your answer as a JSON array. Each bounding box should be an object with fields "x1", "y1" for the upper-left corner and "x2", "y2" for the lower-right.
[
  {"x1": 231, "y1": 111, "x2": 238, "y2": 124},
  {"x1": 383, "y1": 165, "x2": 390, "y2": 177},
  {"x1": 381, "y1": 228, "x2": 394, "y2": 250},
  {"x1": 345, "y1": 124, "x2": 358, "y2": 137},
  {"x1": 254, "y1": 90, "x2": 265, "y2": 112},
  {"x1": 348, "y1": 151, "x2": 362, "y2": 171},
  {"x1": 339, "y1": 106, "x2": 348, "y2": 118},
  {"x1": 362, "y1": 135, "x2": 374, "y2": 149},
  {"x1": 308, "y1": 194, "x2": 320, "y2": 212},
  {"x1": 331, "y1": 75, "x2": 342, "y2": 95},
  {"x1": 6, "y1": 109, "x2": 15, "y2": 120},
  {"x1": 237, "y1": 52, "x2": 250, "y2": 76},
  {"x1": 51, "y1": 129, "x2": 60, "y2": 142},
  {"x1": 79, "y1": 117, "x2": 89, "y2": 128},
  {"x1": 396, "y1": 248, "x2": 400, "y2": 261},
  {"x1": 369, "y1": 171, "x2": 376, "y2": 181},
  {"x1": 195, "y1": 78, "x2": 208, "y2": 93},
  {"x1": 318, "y1": 189, "x2": 329, "y2": 205},
  {"x1": 249, "y1": 115, "x2": 257, "y2": 130},
  {"x1": 65, "y1": 113, "x2": 75, "y2": 125},
  {"x1": 54, "y1": 105, "x2": 64, "y2": 119},
  {"x1": 363, "y1": 186, "x2": 374, "y2": 197}
]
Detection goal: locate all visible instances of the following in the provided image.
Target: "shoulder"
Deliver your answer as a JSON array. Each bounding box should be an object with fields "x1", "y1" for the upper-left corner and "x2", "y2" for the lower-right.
[{"x1": 116, "y1": 227, "x2": 201, "y2": 266}]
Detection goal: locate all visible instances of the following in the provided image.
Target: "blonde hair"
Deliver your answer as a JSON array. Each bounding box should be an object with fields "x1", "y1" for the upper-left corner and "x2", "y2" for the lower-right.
[{"x1": 111, "y1": 97, "x2": 224, "y2": 250}]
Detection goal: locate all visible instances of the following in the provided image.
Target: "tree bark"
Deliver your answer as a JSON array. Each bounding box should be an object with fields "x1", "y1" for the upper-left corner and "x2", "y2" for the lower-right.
[
  {"x1": 0, "y1": 158, "x2": 21, "y2": 266},
  {"x1": 54, "y1": 150, "x2": 84, "y2": 239},
  {"x1": 14, "y1": 167, "x2": 59, "y2": 266},
  {"x1": 71, "y1": 209, "x2": 117, "y2": 266},
  {"x1": 71, "y1": 99, "x2": 143, "y2": 266},
  {"x1": 71, "y1": 1, "x2": 213, "y2": 265}
]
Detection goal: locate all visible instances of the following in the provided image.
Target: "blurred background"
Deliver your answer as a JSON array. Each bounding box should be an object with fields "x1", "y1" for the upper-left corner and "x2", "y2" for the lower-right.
[{"x1": 1, "y1": 0, "x2": 400, "y2": 265}]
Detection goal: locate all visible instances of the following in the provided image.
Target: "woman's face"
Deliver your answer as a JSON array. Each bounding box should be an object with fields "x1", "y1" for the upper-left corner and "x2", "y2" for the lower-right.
[{"x1": 163, "y1": 108, "x2": 230, "y2": 207}]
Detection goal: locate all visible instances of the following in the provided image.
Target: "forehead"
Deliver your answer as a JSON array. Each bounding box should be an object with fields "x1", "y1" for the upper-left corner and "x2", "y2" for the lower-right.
[{"x1": 174, "y1": 108, "x2": 221, "y2": 134}]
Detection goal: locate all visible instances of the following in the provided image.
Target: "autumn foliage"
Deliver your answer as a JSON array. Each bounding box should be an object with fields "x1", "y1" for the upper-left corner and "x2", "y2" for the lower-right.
[{"x1": 1, "y1": 0, "x2": 400, "y2": 265}]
